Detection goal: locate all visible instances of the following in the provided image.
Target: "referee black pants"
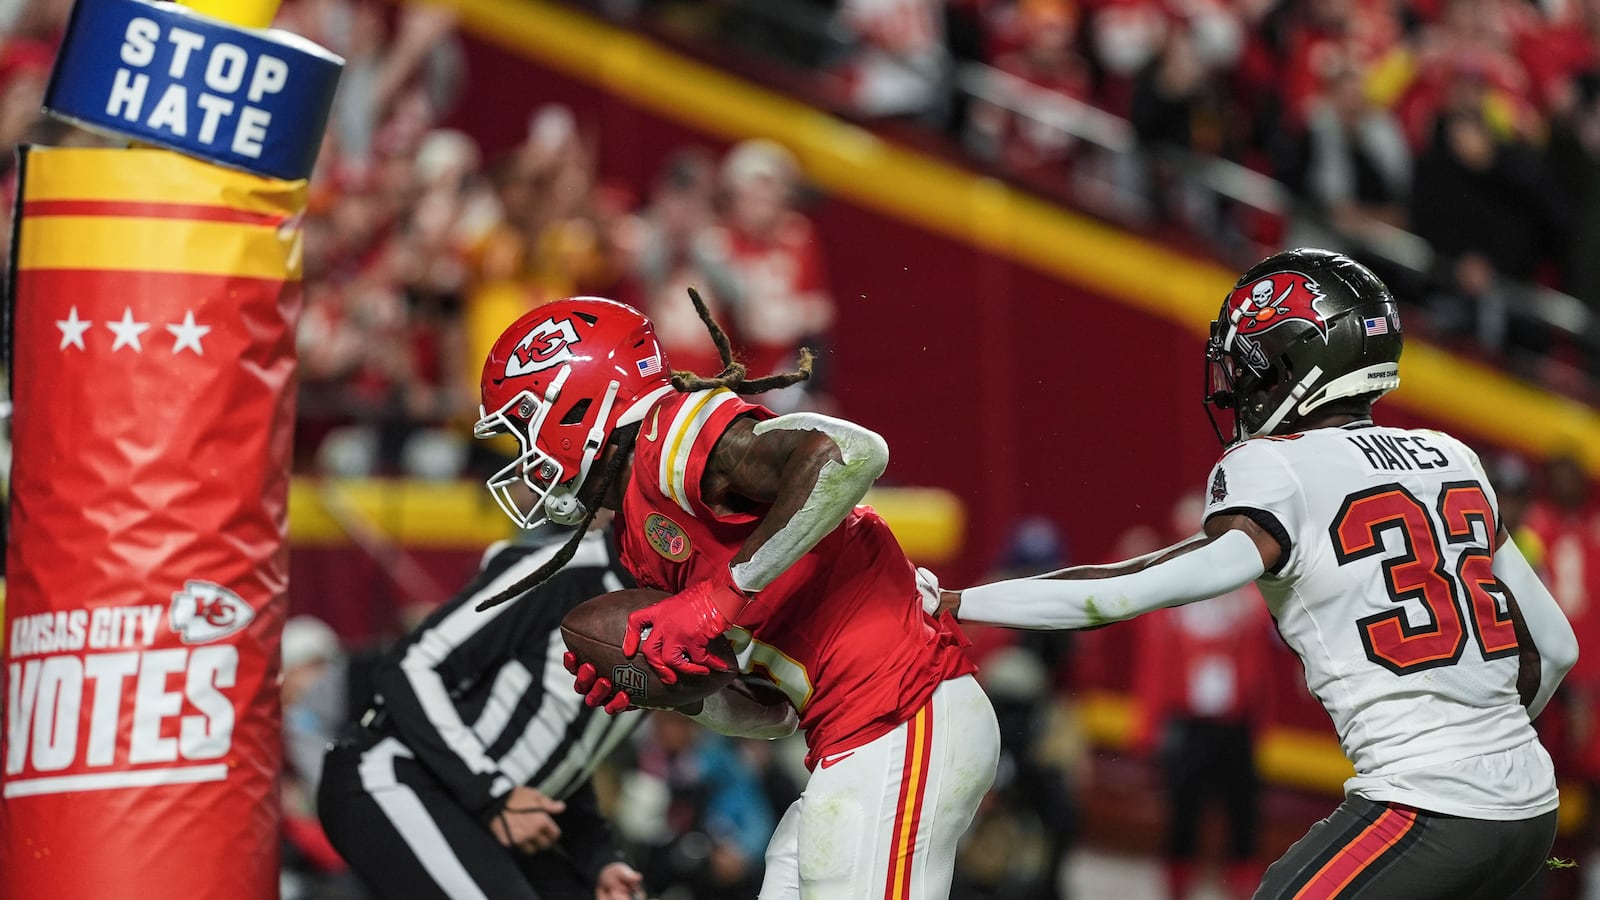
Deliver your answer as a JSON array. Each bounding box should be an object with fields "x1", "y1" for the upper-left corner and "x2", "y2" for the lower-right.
[
  {"x1": 1255, "y1": 795, "x2": 1557, "y2": 899},
  {"x1": 1161, "y1": 717, "x2": 1259, "y2": 861},
  {"x1": 319, "y1": 737, "x2": 594, "y2": 900}
]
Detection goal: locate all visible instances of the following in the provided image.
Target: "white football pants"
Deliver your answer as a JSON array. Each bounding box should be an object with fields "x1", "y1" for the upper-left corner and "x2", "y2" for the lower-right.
[{"x1": 758, "y1": 674, "x2": 1000, "y2": 900}]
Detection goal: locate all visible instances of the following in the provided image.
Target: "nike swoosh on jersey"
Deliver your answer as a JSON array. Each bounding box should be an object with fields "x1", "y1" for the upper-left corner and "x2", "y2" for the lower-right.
[
  {"x1": 819, "y1": 751, "x2": 854, "y2": 769},
  {"x1": 643, "y1": 407, "x2": 660, "y2": 442}
]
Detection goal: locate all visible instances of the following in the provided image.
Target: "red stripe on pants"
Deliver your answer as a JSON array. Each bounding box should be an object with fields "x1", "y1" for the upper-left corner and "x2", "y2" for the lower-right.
[
  {"x1": 883, "y1": 701, "x2": 934, "y2": 899},
  {"x1": 897, "y1": 703, "x2": 935, "y2": 898},
  {"x1": 1292, "y1": 807, "x2": 1419, "y2": 900}
]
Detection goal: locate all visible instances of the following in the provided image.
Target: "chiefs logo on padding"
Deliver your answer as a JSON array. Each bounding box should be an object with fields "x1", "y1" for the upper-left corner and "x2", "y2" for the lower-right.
[
  {"x1": 1228, "y1": 272, "x2": 1332, "y2": 342},
  {"x1": 506, "y1": 317, "x2": 583, "y2": 377},
  {"x1": 170, "y1": 580, "x2": 255, "y2": 644}
]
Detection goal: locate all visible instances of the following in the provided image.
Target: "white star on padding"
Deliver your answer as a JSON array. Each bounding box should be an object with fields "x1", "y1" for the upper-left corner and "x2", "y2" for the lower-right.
[
  {"x1": 166, "y1": 310, "x2": 211, "y2": 355},
  {"x1": 105, "y1": 307, "x2": 151, "y2": 352},
  {"x1": 56, "y1": 306, "x2": 92, "y2": 351}
]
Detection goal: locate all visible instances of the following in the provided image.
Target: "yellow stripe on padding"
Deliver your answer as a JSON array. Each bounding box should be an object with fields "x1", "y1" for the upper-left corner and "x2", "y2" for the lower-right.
[
  {"x1": 180, "y1": 0, "x2": 282, "y2": 29},
  {"x1": 19, "y1": 215, "x2": 301, "y2": 280},
  {"x1": 663, "y1": 389, "x2": 727, "y2": 510},
  {"x1": 432, "y1": 0, "x2": 1600, "y2": 474},
  {"x1": 23, "y1": 147, "x2": 305, "y2": 215}
]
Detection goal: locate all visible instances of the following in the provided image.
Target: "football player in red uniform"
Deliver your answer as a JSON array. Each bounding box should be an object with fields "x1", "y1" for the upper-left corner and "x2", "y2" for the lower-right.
[{"x1": 472, "y1": 292, "x2": 998, "y2": 900}]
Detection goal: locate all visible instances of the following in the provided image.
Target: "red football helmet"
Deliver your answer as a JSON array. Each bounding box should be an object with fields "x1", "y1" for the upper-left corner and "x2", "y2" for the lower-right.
[{"x1": 476, "y1": 297, "x2": 675, "y2": 529}]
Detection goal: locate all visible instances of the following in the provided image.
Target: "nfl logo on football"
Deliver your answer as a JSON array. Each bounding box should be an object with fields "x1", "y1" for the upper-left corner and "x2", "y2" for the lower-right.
[{"x1": 611, "y1": 664, "x2": 648, "y2": 699}]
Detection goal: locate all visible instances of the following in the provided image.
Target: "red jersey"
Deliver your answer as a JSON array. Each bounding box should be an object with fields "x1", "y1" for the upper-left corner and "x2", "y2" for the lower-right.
[{"x1": 615, "y1": 388, "x2": 975, "y2": 765}]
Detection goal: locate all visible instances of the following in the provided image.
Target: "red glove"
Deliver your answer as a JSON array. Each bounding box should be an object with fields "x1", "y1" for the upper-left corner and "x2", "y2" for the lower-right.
[
  {"x1": 562, "y1": 651, "x2": 635, "y2": 715},
  {"x1": 623, "y1": 578, "x2": 748, "y2": 684}
]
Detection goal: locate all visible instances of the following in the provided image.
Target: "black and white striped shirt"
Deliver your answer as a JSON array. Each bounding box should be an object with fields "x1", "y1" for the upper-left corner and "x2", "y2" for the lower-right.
[{"x1": 364, "y1": 529, "x2": 642, "y2": 819}]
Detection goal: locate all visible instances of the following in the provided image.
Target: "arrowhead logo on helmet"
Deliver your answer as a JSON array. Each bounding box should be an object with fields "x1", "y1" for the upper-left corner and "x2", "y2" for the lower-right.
[{"x1": 506, "y1": 317, "x2": 583, "y2": 377}]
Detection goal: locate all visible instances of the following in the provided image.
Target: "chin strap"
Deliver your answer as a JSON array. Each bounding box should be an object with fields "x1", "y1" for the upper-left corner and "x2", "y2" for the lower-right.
[
  {"x1": 543, "y1": 379, "x2": 622, "y2": 526},
  {"x1": 1248, "y1": 364, "x2": 1323, "y2": 439}
]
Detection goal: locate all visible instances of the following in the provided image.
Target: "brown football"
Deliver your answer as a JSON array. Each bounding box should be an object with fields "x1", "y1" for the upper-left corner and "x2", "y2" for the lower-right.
[{"x1": 560, "y1": 588, "x2": 738, "y2": 710}]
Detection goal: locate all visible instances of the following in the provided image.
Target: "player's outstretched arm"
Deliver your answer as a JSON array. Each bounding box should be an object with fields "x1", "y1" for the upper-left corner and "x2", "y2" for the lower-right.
[
  {"x1": 1493, "y1": 529, "x2": 1578, "y2": 719},
  {"x1": 945, "y1": 515, "x2": 1278, "y2": 629}
]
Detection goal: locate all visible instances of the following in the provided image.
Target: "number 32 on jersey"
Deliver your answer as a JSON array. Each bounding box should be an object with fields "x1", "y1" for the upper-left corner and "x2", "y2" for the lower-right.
[{"x1": 1331, "y1": 481, "x2": 1518, "y2": 675}]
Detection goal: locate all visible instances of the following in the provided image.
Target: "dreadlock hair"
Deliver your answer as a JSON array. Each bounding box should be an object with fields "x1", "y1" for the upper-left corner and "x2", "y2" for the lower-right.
[
  {"x1": 474, "y1": 421, "x2": 642, "y2": 611},
  {"x1": 670, "y1": 288, "x2": 815, "y2": 395},
  {"x1": 473, "y1": 289, "x2": 805, "y2": 610}
]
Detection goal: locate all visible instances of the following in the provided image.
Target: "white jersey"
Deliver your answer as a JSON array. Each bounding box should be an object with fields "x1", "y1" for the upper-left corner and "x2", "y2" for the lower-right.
[{"x1": 1203, "y1": 423, "x2": 1557, "y2": 819}]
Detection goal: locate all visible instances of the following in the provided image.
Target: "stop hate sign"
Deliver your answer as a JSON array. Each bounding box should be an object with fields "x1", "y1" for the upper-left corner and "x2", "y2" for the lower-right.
[{"x1": 44, "y1": 0, "x2": 342, "y2": 180}]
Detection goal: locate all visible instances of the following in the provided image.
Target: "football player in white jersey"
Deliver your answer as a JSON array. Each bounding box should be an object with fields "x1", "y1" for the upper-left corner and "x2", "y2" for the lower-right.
[{"x1": 926, "y1": 249, "x2": 1580, "y2": 899}]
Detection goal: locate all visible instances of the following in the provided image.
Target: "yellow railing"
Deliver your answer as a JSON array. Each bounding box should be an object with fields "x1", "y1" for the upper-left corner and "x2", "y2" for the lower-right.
[
  {"x1": 288, "y1": 477, "x2": 966, "y2": 560},
  {"x1": 1079, "y1": 690, "x2": 1587, "y2": 831}
]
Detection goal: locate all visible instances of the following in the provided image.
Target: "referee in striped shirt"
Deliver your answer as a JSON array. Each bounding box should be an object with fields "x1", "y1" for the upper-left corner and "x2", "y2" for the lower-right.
[{"x1": 318, "y1": 525, "x2": 646, "y2": 900}]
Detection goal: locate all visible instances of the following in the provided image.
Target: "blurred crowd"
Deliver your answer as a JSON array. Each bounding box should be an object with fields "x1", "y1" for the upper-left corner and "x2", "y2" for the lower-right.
[
  {"x1": 281, "y1": 1, "x2": 835, "y2": 478},
  {"x1": 630, "y1": 0, "x2": 1600, "y2": 368},
  {"x1": 0, "y1": 0, "x2": 1596, "y2": 447}
]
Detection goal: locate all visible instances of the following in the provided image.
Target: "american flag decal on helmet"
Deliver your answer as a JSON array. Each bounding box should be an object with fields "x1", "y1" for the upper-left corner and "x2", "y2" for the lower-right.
[
  {"x1": 1363, "y1": 316, "x2": 1389, "y2": 336},
  {"x1": 637, "y1": 355, "x2": 662, "y2": 376}
]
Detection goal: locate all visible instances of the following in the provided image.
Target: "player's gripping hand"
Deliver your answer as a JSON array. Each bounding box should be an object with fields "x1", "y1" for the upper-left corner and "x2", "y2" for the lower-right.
[
  {"x1": 623, "y1": 578, "x2": 747, "y2": 684},
  {"x1": 595, "y1": 861, "x2": 645, "y2": 900},
  {"x1": 915, "y1": 566, "x2": 962, "y2": 619},
  {"x1": 491, "y1": 785, "x2": 566, "y2": 854},
  {"x1": 915, "y1": 567, "x2": 942, "y2": 615},
  {"x1": 562, "y1": 651, "x2": 636, "y2": 715}
]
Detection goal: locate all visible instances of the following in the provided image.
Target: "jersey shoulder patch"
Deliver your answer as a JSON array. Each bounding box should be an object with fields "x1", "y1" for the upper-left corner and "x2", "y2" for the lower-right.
[{"x1": 1205, "y1": 438, "x2": 1301, "y2": 516}]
